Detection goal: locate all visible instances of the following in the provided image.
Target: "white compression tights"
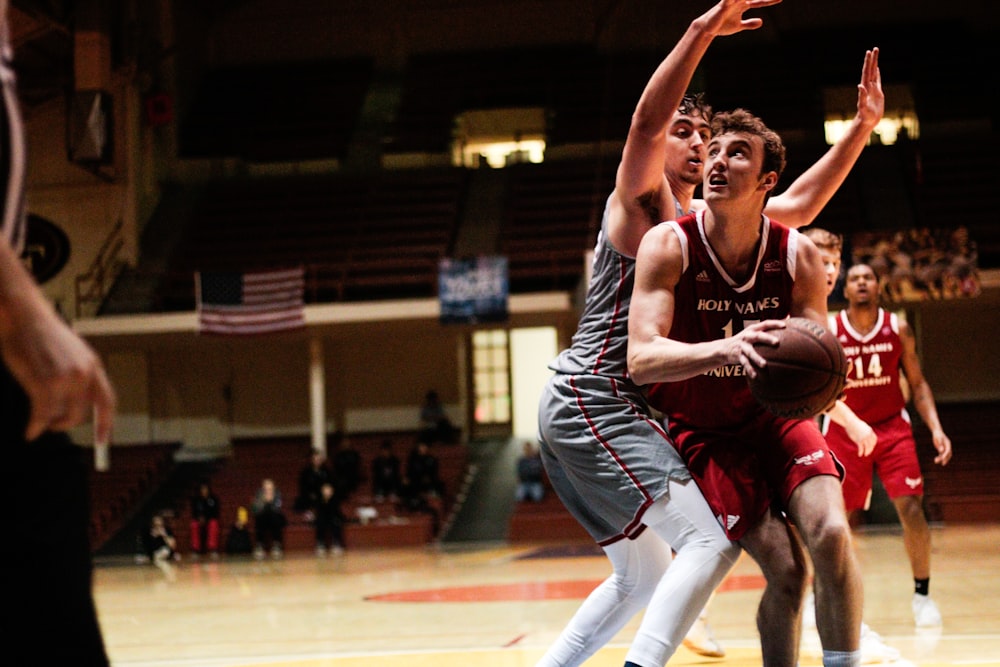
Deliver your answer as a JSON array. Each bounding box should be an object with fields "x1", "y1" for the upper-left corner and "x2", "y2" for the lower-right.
[{"x1": 536, "y1": 478, "x2": 741, "y2": 667}]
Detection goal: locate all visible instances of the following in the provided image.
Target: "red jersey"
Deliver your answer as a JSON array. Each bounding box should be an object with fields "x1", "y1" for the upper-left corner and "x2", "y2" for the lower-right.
[
  {"x1": 645, "y1": 212, "x2": 801, "y2": 431},
  {"x1": 830, "y1": 308, "x2": 906, "y2": 425}
]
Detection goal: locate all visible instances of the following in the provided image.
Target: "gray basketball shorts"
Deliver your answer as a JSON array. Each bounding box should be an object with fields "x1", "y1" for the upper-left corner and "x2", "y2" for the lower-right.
[{"x1": 537, "y1": 372, "x2": 690, "y2": 545}]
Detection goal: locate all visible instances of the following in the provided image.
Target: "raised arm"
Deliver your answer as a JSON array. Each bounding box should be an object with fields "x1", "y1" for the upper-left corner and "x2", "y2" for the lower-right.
[
  {"x1": 764, "y1": 47, "x2": 884, "y2": 228},
  {"x1": 627, "y1": 223, "x2": 784, "y2": 385},
  {"x1": 899, "y1": 319, "x2": 952, "y2": 465},
  {"x1": 0, "y1": 238, "x2": 116, "y2": 442},
  {"x1": 610, "y1": 0, "x2": 782, "y2": 256}
]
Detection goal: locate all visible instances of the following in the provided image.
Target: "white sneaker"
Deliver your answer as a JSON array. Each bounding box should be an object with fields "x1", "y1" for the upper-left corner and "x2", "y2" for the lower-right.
[
  {"x1": 860, "y1": 623, "x2": 901, "y2": 663},
  {"x1": 253, "y1": 546, "x2": 265, "y2": 560},
  {"x1": 912, "y1": 593, "x2": 942, "y2": 627},
  {"x1": 683, "y1": 612, "x2": 725, "y2": 658}
]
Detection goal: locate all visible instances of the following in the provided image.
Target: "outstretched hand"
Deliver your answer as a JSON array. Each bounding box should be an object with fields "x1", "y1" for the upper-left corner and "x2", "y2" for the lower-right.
[
  {"x1": 699, "y1": 0, "x2": 784, "y2": 38},
  {"x1": 856, "y1": 47, "x2": 884, "y2": 127}
]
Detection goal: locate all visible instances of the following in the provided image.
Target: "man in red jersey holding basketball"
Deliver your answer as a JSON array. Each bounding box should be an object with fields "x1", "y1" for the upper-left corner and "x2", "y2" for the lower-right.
[
  {"x1": 628, "y1": 110, "x2": 864, "y2": 667},
  {"x1": 827, "y1": 263, "x2": 952, "y2": 627}
]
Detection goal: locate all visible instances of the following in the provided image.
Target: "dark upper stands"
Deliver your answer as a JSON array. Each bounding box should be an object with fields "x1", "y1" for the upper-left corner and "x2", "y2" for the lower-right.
[
  {"x1": 180, "y1": 58, "x2": 374, "y2": 163},
  {"x1": 157, "y1": 45, "x2": 999, "y2": 313},
  {"x1": 384, "y1": 46, "x2": 652, "y2": 154},
  {"x1": 500, "y1": 156, "x2": 616, "y2": 293},
  {"x1": 156, "y1": 168, "x2": 467, "y2": 310}
]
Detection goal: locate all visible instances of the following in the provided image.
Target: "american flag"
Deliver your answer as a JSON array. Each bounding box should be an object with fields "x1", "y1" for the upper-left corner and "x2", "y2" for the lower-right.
[{"x1": 196, "y1": 267, "x2": 305, "y2": 335}]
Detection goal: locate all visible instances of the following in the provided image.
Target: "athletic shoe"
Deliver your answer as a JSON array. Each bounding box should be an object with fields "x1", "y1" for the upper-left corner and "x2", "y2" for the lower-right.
[
  {"x1": 683, "y1": 612, "x2": 726, "y2": 658},
  {"x1": 912, "y1": 593, "x2": 942, "y2": 627},
  {"x1": 860, "y1": 623, "x2": 901, "y2": 663}
]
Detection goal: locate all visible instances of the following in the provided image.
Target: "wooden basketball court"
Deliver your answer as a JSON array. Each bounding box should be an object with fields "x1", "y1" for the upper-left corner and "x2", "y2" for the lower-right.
[{"x1": 94, "y1": 523, "x2": 1000, "y2": 667}]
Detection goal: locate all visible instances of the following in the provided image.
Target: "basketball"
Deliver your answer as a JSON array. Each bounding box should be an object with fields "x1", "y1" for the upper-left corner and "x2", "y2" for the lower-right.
[{"x1": 747, "y1": 317, "x2": 847, "y2": 419}]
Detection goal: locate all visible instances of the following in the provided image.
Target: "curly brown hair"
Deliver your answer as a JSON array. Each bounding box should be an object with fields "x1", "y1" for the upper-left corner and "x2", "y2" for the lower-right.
[
  {"x1": 710, "y1": 108, "x2": 786, "y2": 179},
  {"x1": 679, "y1": 92, "x2": 713, "y2": 122}
]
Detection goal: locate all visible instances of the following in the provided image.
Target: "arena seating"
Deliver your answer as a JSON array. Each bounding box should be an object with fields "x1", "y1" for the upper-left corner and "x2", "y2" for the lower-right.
[
  {"x1": 156, "y1": 167, "x2": 466, "y2": 309},
  {"x1": 88, "y1": 443, "x2": 180, "y2": 551},
  {"x1": 506, "y1": 470, "x2": 590, "y2": 543},
  {"x1": 171, "y1": 434, "x2": 469, "y2": 553},
  {"x1": 500, "y1": 156, "x2": 616, "y2": 292},
  {"x1": 179, "y1": 58, "x2": 373, "y2": 162},
  {"x1": 917, "y1": 401, "x2": 1000, "y2": 523}
]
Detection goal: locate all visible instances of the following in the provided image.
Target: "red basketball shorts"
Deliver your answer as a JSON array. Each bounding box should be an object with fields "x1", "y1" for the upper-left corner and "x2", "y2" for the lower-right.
[
  {"x1": 671, "y1": 412, "x2": 841, "y2": 541},
  {"x1": 824, "y1": 411, "x2": 923, "y2": 512}
]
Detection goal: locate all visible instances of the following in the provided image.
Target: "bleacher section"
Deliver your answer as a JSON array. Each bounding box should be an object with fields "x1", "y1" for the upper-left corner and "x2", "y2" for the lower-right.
[
  {"x1": 89, "y1": 443, "x2": 180, "y2": 552},
  {"x1": 385, "y1": 46, "x2": 649, "y2": 154},
  {"x1": 179, "y1": 58, "x2": 374, "y2": 162},
  {"x1": 917, "y1": 402, "x2": 1000, "y2": 523},
  {"x1": 499, "y1": 157, "x2": 616, "y2": 293},
  {"x1": 171, "y1": 434, "x2": 468, "y2": 553},
  {"x1": 507, "y1": 471, "x2": 590, "y2": 544},
  {"x1": 911, "y1": 134, "x2": 1000, "y2": 268},
  {"x1": 156, "y1": 168, "x2": 466, "y2": 310}
]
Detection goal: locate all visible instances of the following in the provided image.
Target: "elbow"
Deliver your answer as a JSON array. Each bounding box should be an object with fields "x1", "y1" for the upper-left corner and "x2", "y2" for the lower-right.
[{"x1": 627, "y1": 352, "x2": 652, "y2": 387}]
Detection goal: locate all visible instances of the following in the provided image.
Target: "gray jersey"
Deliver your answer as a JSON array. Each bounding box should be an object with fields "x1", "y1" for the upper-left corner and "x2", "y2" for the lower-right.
[
  {"x1": 538, "y1": 197, "x2": 690, "y2": 544},
  {"x1": 549, "y1": 196, "x2": 633, "y2": 378}
]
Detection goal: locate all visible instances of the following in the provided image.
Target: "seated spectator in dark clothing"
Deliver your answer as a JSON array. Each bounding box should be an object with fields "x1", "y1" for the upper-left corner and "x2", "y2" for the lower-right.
[
  {"x1": 406, "y1": 441, "x2": 444, "y2": 499},
  {"x1": 141, "y1": 513, "x2": 178, "y2": 564},
  {"x1": 332, "y1": 438, "x2": 363, "y2": 500},
  {"x1": 515, "y1": 441, "x2": 545, "y2": 503},
  {"x1": 225, "y1": 506, "x2": 254, "y2": 556},
  {"x1": 294, "y1": 451, "x2": 333, "y2": 518},
  {"x1": 189, "y1": 481, "x2": 221, "y2": 558},
  {"x1": 371, "y1": 439, "x2": 402, "y2": 502},
  {"x1": 251, "y1": 478, "x2": 287, "y2": 560},
  {"x1": 418, "y1": 390, "x2": 458, "y2": 444},
  {"x1": 314, "y1": 482, "x2": 351, "y2": 557}
]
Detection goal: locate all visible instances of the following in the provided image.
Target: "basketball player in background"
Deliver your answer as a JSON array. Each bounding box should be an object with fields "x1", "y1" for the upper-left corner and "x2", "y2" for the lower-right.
[
  {"x1": 801, "y1": 227, "x2": 904, "y2": 662},
  {"x1": 535, "y1": 0, "x2": 883, "y2": 664},
  {"x1": 0, "y1": 1, "x2": 116, "y2": 663},
  {"x1": 628, "y1": 109, "x2": 864, "y2": 667},
  {"x1": 826, "y1": 262, "x2": 952, "y2": 627}
]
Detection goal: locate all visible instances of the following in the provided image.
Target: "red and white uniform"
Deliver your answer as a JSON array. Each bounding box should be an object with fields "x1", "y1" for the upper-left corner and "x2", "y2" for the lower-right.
[
  {"x1": 644, "y1": 212, "x2": 841, "y2": 540},
  {"x1": 826, "y1": 308, "x2": 924, "y2": 510}
]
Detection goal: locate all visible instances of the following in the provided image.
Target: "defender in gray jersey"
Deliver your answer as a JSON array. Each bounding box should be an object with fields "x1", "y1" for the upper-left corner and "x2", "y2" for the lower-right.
[
  {"x1": 534, "y1": 2, "x2": 884, "y2": 666},
  {"x1": 0, "y1": 2, "x2": 116, "y2": 662}
]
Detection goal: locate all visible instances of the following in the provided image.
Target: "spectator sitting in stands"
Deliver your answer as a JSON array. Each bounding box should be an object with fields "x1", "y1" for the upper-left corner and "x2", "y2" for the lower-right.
[
  {"x1": 294, "y1": 451, "x2": 333, "y2": 520},
  {"x1": 371, "y1": 439, "x2": 402, "y2": 502},
  {"x1": 314, "y1": 482, "x2": 352, "y2": 557},
  {"x1": 406, "y1": 441, "x2": 444, "y2": 499},
  {"x1": 331, "y1": 437, "x2": 363, "y2": 500},
  {"x1": 225, "y1": 506, "x2": 254, "y2": 556},
  {"x1": 514, "y1": 441, "x2": 545, "y2": 503},
  {"x1": 419, "y1": 390, "x2": 458, "y2": 444},
  {"x1": 141, "y1": 513, "x2": 178, "y2": 565},
  {"x1": 251, "y1": 478, "x2": 287, "y2": 560},
  {"x1": 189, "y1": 481, "x2": 221, "y2": 560}
]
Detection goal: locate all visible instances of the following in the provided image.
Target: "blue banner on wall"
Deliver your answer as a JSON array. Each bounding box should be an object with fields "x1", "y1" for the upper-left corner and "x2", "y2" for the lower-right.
[{"x1": 439, "y1": 256, "x2": 509, "y2": 324}]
